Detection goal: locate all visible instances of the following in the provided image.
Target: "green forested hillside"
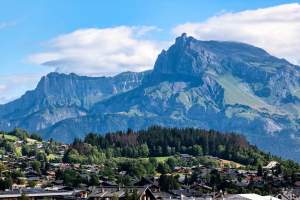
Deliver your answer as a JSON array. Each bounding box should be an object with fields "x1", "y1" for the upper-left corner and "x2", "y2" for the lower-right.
[
  {"x1": 64, "y1": 127, "x2": 300, "y2": 172},
  {"x1": 1, "y1": 127, "x2": 300, "y2": 194}
]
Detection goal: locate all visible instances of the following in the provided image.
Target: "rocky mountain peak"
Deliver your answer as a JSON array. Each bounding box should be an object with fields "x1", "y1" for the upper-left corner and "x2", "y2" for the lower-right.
[
  {"x1": 174, "y1": 33, "x2": 190, "y2": 46},
  {"x1": 153, "y1": 34, "x2": 205, "y2": 78},
  {"x1": 1, "y1": 35, "x2": 300, "y2": 161}
]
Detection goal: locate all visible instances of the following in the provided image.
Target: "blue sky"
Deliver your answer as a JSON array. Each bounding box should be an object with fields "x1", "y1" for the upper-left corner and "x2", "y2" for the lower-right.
[{"x1": 0, "y1": 0, "x2": 300, "y2": 103}]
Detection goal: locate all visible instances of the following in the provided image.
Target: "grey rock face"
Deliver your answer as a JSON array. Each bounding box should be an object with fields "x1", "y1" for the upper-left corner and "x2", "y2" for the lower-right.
[
  {"x1": 1, "y1": 34, "x2": 300, "y2": 161},
  {"x1": 0, "y1": 71, "x2": 148, "y2": 132}
]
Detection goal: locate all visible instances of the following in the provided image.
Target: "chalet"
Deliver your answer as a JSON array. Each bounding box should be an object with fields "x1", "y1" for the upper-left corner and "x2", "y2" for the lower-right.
[
  {"x1": 75, "y1": 190, "x2": 89, "y2": 199},
  {"x1": 225, "y1": 193, "x2": 280, "y2": 200},
  {"x1": 179, "y1": 154, "x2": 193, "y2": 161},
  {"x1": 99, "y1": 180, "x2": 118, "y2": 187},
  {"x1": 151, "y1": 191, "x2": 173, "y2": 200},
  {"x1": 134, "y1": 177, "x2": 160, "y2": 192},
  {"x1": 88, "y1": 186, "x2": 156, "y2": 200},
  {"x1": 0, "y1": 189, "x2": 74, "y2": 200},
  {"x1": 190, "y1": 183, "x2": 212, "y2": 193},
  {"x1": 263, "y1": 161, "x2": 279, "y2": 171},
  {"x1": 11, "y1": 183, "x2": 26, "y2": 190},
  {"x1": 170, "y1": 188, "x2": 205, "y2": 198},
  {"x1": 174, "y1": 166, "x2": 192, "y2": 174}
]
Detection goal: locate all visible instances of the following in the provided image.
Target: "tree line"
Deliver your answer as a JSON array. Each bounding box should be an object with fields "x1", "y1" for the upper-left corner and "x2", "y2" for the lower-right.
[{"x1": 65, "y1": 126, "x2": 270, "y2": 166}]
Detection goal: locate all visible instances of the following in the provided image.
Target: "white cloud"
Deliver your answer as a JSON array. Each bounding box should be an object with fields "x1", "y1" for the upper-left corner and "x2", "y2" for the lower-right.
[
  {"x1": 0, "y1": 21, "x2": 17, "y2": 30},
  {"x1": 0, "y1": 85, "x2": 6, "y2": 91},
  {"x1": 173, "y1": 3, "x2": 300, "y2": 65},
  {"x1": 0, "y1": 74, "x2": 43, "y2": 104},
  {"x1": 8, "y1": 3, "x2": 300, "y2": 104},
  {"x1": 29, "y1": 26, "x2": 166, "y2": 76}
]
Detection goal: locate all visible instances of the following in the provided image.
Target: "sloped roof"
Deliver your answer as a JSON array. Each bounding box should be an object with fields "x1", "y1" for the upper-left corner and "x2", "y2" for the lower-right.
[{"x1": 226, "y1": 193, "x2": 280, "y2": 200}]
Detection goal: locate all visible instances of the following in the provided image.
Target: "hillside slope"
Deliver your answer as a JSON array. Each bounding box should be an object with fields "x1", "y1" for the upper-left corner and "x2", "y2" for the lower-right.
[
  {"x1": 1, "y1": 34, "x2": 300, "y2": 160},
  {"x1": 0, "y1": 71, "x2": 148, "y2": 132}
]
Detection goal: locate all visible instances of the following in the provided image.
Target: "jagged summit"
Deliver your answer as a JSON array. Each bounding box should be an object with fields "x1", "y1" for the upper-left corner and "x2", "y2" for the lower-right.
[
  {"x1": 153, "y1": 34, "x2": 290, "y2": 79},
  {"x1": 1, "y1": 35, "x2": 300, "y2": 161}
]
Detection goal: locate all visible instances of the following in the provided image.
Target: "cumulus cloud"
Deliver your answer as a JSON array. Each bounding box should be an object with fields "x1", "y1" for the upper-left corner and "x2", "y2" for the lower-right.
[
  {"x1": 28, "y1": 26, "x2": 165, "y2": 76},
  {"x1": 173, "y1": 3, "x2": 300, "y2": 65}
]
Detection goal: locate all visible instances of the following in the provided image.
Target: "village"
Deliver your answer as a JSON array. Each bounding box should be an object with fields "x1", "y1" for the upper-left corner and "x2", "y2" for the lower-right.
[{"x1": 1, "y1": 130, "x2": 300, "y2": 200}]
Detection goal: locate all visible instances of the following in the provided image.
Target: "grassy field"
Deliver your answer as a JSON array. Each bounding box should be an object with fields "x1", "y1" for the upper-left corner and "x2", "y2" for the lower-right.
[
  {"x1": 1, "y1": 134, "x2": 40, "y2": 144},
  {"x1": 113, "y1": 156, "x2": 172, "y2": 162},
  {"x1": 47, "y1": 154, "x2": 59, "y2": 161},
  {"x1": 26, "y1": 138, "x2": 39, "y2": 144},
  {"x1": 218, "y1": 158, "x2": 244, "y2": 168},
  {"x1": 154, "y1": 156, "x2": 172, "y2": 162},
  {"x1": 214, "y1": 73, "x2": 276, "y2": 113},
  {"x1": 2, "y1": 134, "x2": 18, "y2": 142}
]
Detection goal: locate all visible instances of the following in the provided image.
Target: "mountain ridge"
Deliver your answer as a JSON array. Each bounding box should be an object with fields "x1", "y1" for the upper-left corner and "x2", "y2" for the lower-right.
[
  {"x1": 1, "y1": 34, "x2": 300, "y2": 161},
  {"x1": 0, "y1": 70, "x2": 149, "y2": 132}
]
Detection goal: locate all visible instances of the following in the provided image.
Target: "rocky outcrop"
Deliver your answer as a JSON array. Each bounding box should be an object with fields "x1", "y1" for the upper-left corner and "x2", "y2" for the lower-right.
[{"x1": 1, "y1": 34, "x2": 300, "y2": 160}]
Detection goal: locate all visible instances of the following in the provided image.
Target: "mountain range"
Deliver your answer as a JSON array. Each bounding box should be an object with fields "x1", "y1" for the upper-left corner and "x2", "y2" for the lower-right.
[{"x1": 1, "y1": 33, "x2": 300, "y2": 161}]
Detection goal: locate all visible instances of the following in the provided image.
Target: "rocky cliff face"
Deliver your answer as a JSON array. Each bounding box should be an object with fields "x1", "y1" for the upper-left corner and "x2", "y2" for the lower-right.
[
  {"x1": 1, "y1": 34, "x2": 300, "y2": 160},
  {"x1": 0, "y1": 71, "x2": 147, "y2": 132}
]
